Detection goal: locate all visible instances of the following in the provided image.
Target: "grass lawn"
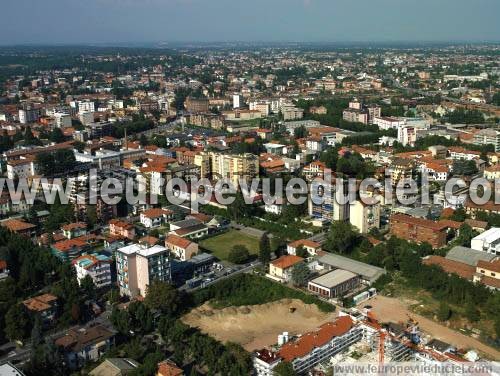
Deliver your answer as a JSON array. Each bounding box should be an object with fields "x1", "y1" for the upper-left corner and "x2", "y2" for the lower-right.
[{"x1": 200, "y1": 229, "x2": 260, "y2": 261}]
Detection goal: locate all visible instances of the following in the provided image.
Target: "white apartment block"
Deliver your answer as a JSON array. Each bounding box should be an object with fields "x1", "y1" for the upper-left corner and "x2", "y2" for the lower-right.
[
  {"x1": 72, "y1": 254, "x2": 112, "y2": 288},
  {"x1": 471, "y1": 228, "x2": 500, "y2": 255}
]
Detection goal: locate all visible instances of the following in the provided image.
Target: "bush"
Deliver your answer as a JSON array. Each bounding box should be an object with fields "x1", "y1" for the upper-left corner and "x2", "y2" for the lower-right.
[{"x1": 227, "y1": 245, "x2": 250, "y2": 264}]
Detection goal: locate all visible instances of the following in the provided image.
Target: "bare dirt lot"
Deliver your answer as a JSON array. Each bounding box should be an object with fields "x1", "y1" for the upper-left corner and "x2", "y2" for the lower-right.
[
  {"x1": 182, "y1": 298, "x2": 337, "y2": 351},
  {"x1": 362, "y1": 295, "x2": 500, "y2": 360}
]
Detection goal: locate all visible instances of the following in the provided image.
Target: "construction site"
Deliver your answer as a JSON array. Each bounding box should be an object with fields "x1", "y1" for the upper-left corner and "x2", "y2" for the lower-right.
[{"x1": 253, "y1": 306, "x2": 483, "y2": 376}]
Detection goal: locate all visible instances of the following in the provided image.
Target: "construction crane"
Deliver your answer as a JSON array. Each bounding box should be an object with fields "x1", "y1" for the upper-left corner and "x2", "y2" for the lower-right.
[{"x1": 378, "y1": 330, "x2": 386, "y2": 365}]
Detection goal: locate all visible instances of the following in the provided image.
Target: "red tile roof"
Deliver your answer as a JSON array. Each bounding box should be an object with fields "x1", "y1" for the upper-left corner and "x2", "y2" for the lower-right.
[
  {"x1": 166, "y1": 234, "x2": 193, "y2": 249},
  {"x1": 391, "y1": 214, "x2": 448, "y2": 231},
  {"x1": 2, "y1": 219, "x2": 36, "y2": 232},
  {"x1": 477, "y1": 259, "x2": 500, "y2": 274},
  {"x1": 278, "y1": 316, "x2": 354, "y2": 362},
  {"x1": 157, "y1": 360, "x2": 183, "y2": 376},
  {"x1": 423, "y1": 256, "x2": 475, "y2": 280},
  {"x1": 271, "y1": 255, "x2": 304, "y2": 270}
]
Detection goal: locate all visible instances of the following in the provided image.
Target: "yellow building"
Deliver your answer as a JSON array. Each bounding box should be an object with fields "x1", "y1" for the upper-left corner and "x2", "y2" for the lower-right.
[{"x1": 210, "y1": 152, "x2": 259, "y2": 186}]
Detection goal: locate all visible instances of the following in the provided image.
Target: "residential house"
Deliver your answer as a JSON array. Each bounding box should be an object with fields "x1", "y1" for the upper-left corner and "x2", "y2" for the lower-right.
[
  {"x1": 156, "y1": 360, "x2": 184, "y2": 376},
  {"x1": 89, "y1": 358, "x2": 140, "y2": 376},
  {"x1": 62, "y1": 222, "x2": 88, "y2": 239},
  {"x1": 287, "y1": 239, "x2": 322, "y2": 257},
  {"x1": 1, "y1": 218, "x2": 36, "y2": 238},
  {"x1": 109, "y1": 219, "x2": 136, "y2": 240},
  {"x1": 169, "y1": 219, "x2": 208, "y2": 239},
  {"x1": 55, "y1": 325, "x2": 115, "y2": 370},
  {"x1": 140, "y1": 208, "x2": 174, "y2": 229},
  {"x1": 23, "y1": 293, "x2": 58, "y2": 325},
  {"x1": 165, "y1": 234, "x2": 199, "y2": 261},
  {"x1": 268, "y1": 255, "x2": 304, "y2": 283},
  {"x1": 0, "y1": 260, "x2": 9, "y2": 280}
]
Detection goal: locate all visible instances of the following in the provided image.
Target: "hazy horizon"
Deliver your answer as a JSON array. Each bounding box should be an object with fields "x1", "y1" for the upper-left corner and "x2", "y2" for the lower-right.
[{"x1": 1, "y1": 0, "x2": 499, "y2": 45}]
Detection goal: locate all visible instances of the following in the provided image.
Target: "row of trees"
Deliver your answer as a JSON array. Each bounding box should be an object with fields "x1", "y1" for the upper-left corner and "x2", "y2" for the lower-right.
[
  {"x1": 356, "y1": 235, "x2": 500, "y2": 337},
  {"x1": 0, "y1": 227, "x2": 98, "y2": 348}
]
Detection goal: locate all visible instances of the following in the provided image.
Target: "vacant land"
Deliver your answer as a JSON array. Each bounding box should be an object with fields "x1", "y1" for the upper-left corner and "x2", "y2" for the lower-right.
[
  {"x1": 182, "y1": 298, "x2": 337, "y2": 351},
  {"x1": 200, "y1": 229, "x2": 260, "y2": 260},
  {"x1": 362, "y1": 295, "x2": 500, "y2": 360}
]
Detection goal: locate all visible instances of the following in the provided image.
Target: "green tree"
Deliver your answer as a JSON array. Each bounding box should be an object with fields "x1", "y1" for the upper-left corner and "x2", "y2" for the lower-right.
[
  {"x1": 228, "y1": 245, "x2": 250, "y2": 264},
  {"x1": 465, "y1": 300, "x2": 480, "y2": 322},
  {"x1": 324, "y1": 221, "x2": 359, "y2": 254},
  {"x1": 5, "y1": 303, "x2": 31, "y2": 341},
  {"x1": 291, "y1": 262, "x2": 310, "y2": 287},
  {"x1": 295, "y1": 245, "x2": 308, "y2": 258},
  {"x1": 259, "y1": 233, "x2": 271, "y2": 264},
  {"x1": 437, "y1": 301, "x2": 452, "y2": 321},
  {"x1": 144, "y1": 280, "x2": 180, "y2": 315},
  {"x1": 80, "y1": 275, "x2": 96, "y2": 300},
  {"x1": 273, "y1": 361, "x2": 297, "y2": 376},
  {"x1": 49, "y1": 128, "x2": 65, "y2": 143}
]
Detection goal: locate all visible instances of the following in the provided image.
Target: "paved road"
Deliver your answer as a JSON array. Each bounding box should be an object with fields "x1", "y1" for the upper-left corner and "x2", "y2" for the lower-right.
[{"x1": 180, "y1": 260, "x2": 261, "y2": 293}]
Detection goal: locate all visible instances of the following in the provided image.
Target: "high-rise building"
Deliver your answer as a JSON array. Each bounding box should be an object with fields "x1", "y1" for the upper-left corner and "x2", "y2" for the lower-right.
[
  {"x1": 116, "y1": 244, "x2": 171, "y2": 298},
  {"x1": 233, "y1": 94, "x2": 244, "y2": 109}
]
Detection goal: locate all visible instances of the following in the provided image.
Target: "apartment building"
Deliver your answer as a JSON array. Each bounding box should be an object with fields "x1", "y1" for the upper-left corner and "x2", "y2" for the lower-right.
[
  {"x1": 18, "y1": 104, "x2": 40, "y2": 124},
  {"x1": 72, "y1": 253, "x2": 113, "y2": 288},
  {"x1": 389, "y1": 158, "x2": 414, "y2": 186},
  {"x1": 349, "y1": 199, "x2": 381, "y2": 234},
  {"x1": 281, "y1": 106, "x2": 304, "y2": 121},
  {"x1": 373, "y1": 116, "x2": 401, "y2": 130},
  {"x1": 398, "y1": 125, "x2": 417, "y2": 147},
  {"x1": 254, "y1": 316, "x2": 363, "y2": 375},
  {"x1": 343, "y1": 108, "x2": 368, "y2": 124},
  {"x1": 184, "y1": 97, "x2": 209, "y2": 113},
  {"x1": 308, "y1": 178, "x2": 349, "y2": 224},
  {"x1": 471, "y1": 227, "x2": 500, "y2": 255},
  {"x1": 390, "y1": 214, "x2": 447, "y2": 248},
  {"x1": 116, "y1": 244, "x2": 171, "y2": 298},
  {"x1": 210, "y1": 152, "x2": 259, "y2": 185},
  {"x1": 473, "y1": 129, "x2": 500, "y2": 152}
]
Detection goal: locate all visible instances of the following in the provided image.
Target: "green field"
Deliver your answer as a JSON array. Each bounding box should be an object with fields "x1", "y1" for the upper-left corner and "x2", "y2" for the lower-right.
[{"x1": 200, "y1": 230, "x2": 260, "y2": 260}]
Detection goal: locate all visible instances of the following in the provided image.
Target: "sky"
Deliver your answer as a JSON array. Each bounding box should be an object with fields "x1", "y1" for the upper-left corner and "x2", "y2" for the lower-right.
[{"x1": 0, "y1": 0, "x2": 499, "y2": 45}]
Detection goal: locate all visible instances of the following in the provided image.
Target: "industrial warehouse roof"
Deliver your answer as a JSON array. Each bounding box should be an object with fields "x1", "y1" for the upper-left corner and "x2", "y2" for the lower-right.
[
  {"x1": 446, "y1": 246, "x2": 496, "y2": 267},
  {"x1": 309, "y1": 269, "x2": 358, "y2": 288},
  {"x1": 318, "y1": 253, "x2": 386, "y2": 283}
]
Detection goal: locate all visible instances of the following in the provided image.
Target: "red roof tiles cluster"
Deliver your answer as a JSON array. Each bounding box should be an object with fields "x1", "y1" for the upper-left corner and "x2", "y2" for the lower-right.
[{"x1": 278, "y1": 316, "x2": 354, "y2": 362}]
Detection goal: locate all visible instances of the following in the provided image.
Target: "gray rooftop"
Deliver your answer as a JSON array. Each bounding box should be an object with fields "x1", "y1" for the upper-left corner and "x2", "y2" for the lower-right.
[
  {"x1": 171, "y1": 218, "x2": 202, "y2": 229},
  {"x1": 446, "y1": 246, "x2": 496, "y2": 267},
  {"x1": 318, "y1": 253, "x2": 386, "y2": 283},
  {"x1": 309, "y1": 269, "x2": 358, "y2": 288}
]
